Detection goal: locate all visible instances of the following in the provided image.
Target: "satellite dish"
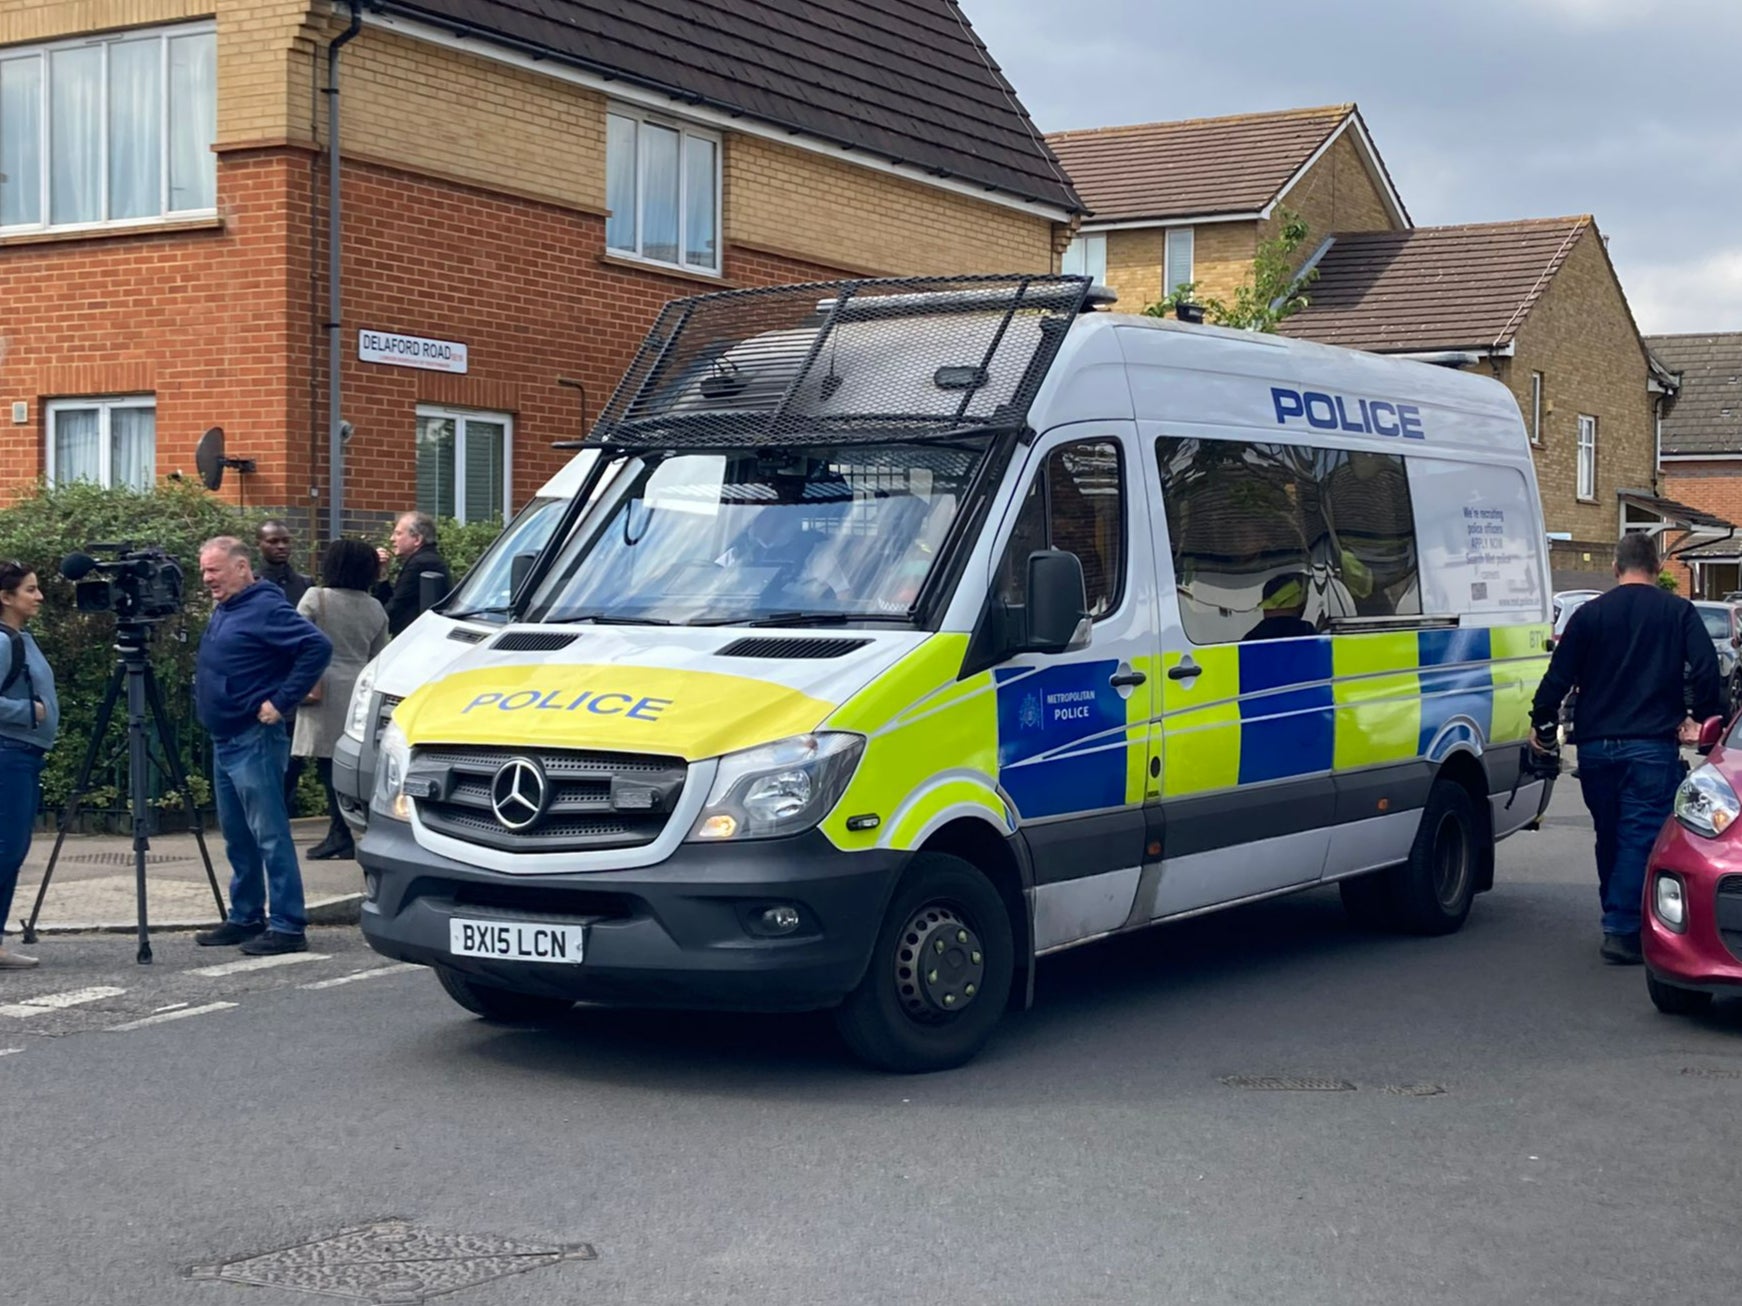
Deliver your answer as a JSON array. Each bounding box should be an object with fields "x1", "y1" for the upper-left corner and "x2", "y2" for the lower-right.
[{"x1": 193, "y1": 426, "x2": 256, "y2": 493}]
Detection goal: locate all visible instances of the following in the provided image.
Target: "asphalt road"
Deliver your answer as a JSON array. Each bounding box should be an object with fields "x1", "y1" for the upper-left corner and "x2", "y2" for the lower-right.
[{"x1": 1, "y1": 784, "x2": 1738, "y2": 1306}]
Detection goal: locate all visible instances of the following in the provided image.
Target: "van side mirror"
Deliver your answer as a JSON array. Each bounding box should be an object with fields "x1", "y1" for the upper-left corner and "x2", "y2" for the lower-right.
[
  {"x1": 1025, "y1": 550, "x2": 1089, "y2": 654},
  {"x1": 509, "y1": 551, "x2": 535, "y2": 600},
  {"x1": 1697, "y1": 715, "x2": 1725, "y2": 752}
]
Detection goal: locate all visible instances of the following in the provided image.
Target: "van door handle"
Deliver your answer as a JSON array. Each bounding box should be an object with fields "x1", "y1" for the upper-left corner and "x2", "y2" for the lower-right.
[
  {"x1": 1109, "y1": 670, "x2": 1147, "y2": 688},
  {"x1": 1166, "y1": 659, "x2": 1202, "y2": 682}
]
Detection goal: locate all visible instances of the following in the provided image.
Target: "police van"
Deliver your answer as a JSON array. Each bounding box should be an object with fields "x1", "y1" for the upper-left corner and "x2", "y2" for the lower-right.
[
  {"x1": 332, "y1": 448, "x2": 608, "y2": 830},
  {"x1": 356, "y1": 275, "x2": 1551, "y2": 1072}
]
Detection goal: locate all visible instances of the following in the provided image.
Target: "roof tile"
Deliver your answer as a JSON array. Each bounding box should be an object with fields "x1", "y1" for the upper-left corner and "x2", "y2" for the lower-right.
[{"x1": 1649, "y1": 333, "x2": 1742, "y2": 457}]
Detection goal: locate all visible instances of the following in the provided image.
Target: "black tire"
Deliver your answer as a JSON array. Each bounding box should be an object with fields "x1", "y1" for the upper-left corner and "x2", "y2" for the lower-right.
[
  {"x1": 833, "y1": 853, "x2": 1015, "y2": 1074},
  {"x1": 1647, "y1": 972, "x2": 1713, "y2": 1017},
  {"x1": 435, "y1": 966, "x2": 574, "y2": 1023},
  {"x1": 1338, "y1": 781, "x2": 1479, "y2": 936}
]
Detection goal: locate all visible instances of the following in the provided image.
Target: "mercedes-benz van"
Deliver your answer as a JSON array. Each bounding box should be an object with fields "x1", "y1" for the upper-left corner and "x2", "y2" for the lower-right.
[{"x1": 356, "y1": 276, "x2": 1552, "y2": 1072}]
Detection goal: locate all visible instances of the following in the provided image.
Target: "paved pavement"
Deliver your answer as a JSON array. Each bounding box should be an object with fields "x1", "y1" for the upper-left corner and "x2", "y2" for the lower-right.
[
  {"x1": 1, "y1": 781, "x2": 1738, "y2": 1305},
  {"x1": 10, "y1": 816, "x2": 364, "y2": 935}
]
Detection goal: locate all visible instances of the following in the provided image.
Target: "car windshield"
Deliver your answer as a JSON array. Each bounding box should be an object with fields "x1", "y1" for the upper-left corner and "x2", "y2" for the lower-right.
[
  {"x1": 1697, "y1": 605, "x2": 1732, "y2": 640},
  {"x1": 441, "y1": 496, "x2": 567, "y2": 620},
  {"x1": 526, "y1": 441, "x2": 986, "y2": 626}
]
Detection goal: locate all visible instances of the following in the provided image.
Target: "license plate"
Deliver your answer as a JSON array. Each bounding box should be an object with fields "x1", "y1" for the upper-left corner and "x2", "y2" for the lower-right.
[{"x1": 448, "y1": 917, "x2": 586, "y2": 964}]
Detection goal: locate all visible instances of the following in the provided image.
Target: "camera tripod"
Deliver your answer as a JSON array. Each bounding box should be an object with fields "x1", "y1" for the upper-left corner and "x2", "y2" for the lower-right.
[{"x1": 20, "y1": 625, "x2": 225, "y2": 964}]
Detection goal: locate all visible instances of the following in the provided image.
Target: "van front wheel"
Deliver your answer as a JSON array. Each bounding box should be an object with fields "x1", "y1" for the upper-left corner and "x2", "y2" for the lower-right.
[{"x1": 834, "y1": 854, "x2": 1014, "y2": 1073}]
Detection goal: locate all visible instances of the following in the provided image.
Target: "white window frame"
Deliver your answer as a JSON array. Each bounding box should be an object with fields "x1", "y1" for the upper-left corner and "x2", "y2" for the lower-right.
[
  {"x1": 1061, "y1": 231, "x2": 1106, "y2": 283},
  {"x1": 604, "y1": 104, "x2": 722, "y2": 275},
  {"x1": 415, "y1": 406, "x2": 514, "y2": 524},
  {"x1": 1530, "y1": 371, "x2": 1544, "y2": 445},
  {"x1": 45, "y1": 395, "x2": 156, "y2": 489},
  {"x1": 1165, "y1": 226, "x2": 1195, "y2": 296},
  {"x1": 1576, "y1": 414, "x2": 1597, "y2": 501},
  {"x1": 0, "y1": 22, "x2": 217, "y2": 236}
]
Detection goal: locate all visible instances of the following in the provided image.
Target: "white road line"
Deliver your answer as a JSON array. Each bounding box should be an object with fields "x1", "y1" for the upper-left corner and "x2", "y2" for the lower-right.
[
  {"x1": 299, "y1": 963, "x2": 422, "y2": 991},
  {"x1": 188, "y1": 952, "x2": 331, "y2": 979},
  {"x1": 0, "y1": 1047, "x2": 22, "y2": 1057},
  {"x1": 107, "y1": 1002, "x2": 238, "y2": 1032},
  {"x1": 0, "y1": 986, "x2": 128, "y2": 1018},
  {"x1": 153, "y1": 1002, "x2": 190, "y2": 1014}
]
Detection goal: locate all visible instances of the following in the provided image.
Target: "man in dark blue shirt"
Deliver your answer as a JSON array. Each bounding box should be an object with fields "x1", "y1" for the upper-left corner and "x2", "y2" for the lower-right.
[
  {"x1": 1531, "y1": 532, "x2": 1722, "y2": 964},
  {"x1": 192, "y1": 536, "x2": 331, "y2": 957}
]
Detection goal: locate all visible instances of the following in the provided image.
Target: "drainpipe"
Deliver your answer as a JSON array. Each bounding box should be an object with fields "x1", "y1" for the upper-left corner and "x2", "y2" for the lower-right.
[{"x1": 324, "y1": 0, "x2": 363, "y2": 541}]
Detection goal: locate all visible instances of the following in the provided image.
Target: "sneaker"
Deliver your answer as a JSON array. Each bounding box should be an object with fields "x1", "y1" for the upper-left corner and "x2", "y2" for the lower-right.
[
  {"x1": 1601, "y1": 932, "x2": 1643, "y2": 965},
  {"x1": 195, "y1": 921, "x2": 265, "y2": 948},
  {"x1": 0, "y1": 947, "x2": 40, "y2": 969},
  {"x1": 239, "y1": 929, "x2": 308, "y2": 957}
]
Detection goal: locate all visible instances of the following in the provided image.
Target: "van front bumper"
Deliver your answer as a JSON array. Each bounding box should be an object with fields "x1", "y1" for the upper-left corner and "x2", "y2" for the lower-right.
[{"x1": 357, "y1": 818, "x2": 906, "y2": 1012}]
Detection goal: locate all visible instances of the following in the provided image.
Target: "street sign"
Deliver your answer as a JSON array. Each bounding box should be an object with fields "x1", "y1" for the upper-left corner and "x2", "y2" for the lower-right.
[{"x1": 357, "y1": 329, "x2": 469, "y2": 374}]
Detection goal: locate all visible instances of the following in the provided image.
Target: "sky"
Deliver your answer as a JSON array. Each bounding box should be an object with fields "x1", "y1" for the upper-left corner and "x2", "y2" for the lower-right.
[{"x1": 960, "y1": 0, "x2": 1742, "y2": 336}]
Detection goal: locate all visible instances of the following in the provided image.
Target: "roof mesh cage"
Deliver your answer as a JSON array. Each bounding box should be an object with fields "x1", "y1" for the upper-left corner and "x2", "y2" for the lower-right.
[{"x1": 587, "y1": 274, "x2": 1094, "y2": 449}]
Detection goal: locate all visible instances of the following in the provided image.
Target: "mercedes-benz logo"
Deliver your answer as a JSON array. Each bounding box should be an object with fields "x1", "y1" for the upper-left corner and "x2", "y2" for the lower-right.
[{"x1": 489, "y1": 757, "x2": 549, "y2": 832}]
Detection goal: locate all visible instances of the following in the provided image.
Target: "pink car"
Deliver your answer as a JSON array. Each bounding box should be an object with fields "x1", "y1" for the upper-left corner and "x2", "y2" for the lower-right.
[{"x1": 1643, "y1": 716, "x2": 1742, "y2": 1014}]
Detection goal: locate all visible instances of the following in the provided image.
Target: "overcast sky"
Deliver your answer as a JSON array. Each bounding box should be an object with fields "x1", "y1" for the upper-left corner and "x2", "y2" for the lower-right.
[{"x1": 962, "y1": 0, "x2": 1740, "y2": 336}]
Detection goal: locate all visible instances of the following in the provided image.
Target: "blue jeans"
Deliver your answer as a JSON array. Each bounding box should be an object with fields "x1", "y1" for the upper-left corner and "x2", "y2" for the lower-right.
[
  {"x1": 1576, "y1": 736, "x2": 1684, "y2": 937},
  {"x1": 0, "y1": 741, "x2": 44, "y2": 941},
  {"x1": 213, "y1": 722, "x2": 305, "y2": 935}
]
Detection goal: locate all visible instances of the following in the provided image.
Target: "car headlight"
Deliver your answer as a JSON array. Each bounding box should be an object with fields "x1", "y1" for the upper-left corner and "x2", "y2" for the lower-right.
[
  {"x1": 1674, "y1": 763, "x2": 1739, "y2": 838},
  {"x1": 371, "y1": 722, "x2": 413, "y2": 822},
  {"x1": 687, "y1": 733, "x2": 865, "y2": 842},
  {"x1": 345, "y1": 658, "x2": 379, "y2": 741},
  {"x1": 1653, "y1": 871, "x2": 1687, "y2": 932}
]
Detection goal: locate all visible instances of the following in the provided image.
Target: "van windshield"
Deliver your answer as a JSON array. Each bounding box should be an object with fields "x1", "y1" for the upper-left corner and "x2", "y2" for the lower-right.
[
  {"x1": 441, "y1": 496, "x2": 567, "y2": 621},
  {"x1": 526, "y1": 441, "x2": 986, "y2": 627}
]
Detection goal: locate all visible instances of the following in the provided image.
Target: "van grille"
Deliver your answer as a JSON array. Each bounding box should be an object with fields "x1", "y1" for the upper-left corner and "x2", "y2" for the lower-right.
[{"x1": 409, "y1": 745, "x2": 686, "y2": 854}]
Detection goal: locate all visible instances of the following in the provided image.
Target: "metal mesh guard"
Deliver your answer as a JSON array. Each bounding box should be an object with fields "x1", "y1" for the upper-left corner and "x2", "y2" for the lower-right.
[{"x1": 588, "y1": 274, "x2": 1094, "y2": 449}]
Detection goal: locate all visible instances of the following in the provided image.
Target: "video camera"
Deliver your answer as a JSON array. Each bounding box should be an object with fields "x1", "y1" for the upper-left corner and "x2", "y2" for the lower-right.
[{"x1": 60, "y1": 543, "x2": 185, "y2": 624}]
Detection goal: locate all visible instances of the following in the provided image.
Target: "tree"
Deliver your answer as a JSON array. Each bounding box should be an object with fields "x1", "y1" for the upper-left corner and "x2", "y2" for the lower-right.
[{"x1": 1145, "y1": 207, "x2": 1319, "y2": 332}]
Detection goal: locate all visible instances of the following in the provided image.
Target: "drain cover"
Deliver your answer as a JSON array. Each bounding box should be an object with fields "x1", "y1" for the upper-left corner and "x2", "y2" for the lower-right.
[
  {"x1": 1219, "y1": 1074, "x2": 1356, "y2": 1091},
  {"x1": 1680, "y1": 1066, "x2": 1742, "y2": 1079},
  {"x1": 65, "y1": 852, "x2": 189, "y2": 866},
  {"x1": 1381, "y1": 1082, "x2": 1447, "y2": 1097},
  {"x1": 189, "y1": 1221, "x2": 595, "y2": 1303}
]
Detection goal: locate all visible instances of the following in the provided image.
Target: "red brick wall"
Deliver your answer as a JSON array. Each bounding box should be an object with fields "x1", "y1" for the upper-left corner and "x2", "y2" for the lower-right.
[
  {"x1": 1662, "y1": 460, "x2": 1742, "y2": 595},
  {"x1": 0, "y1": 148, "x2": 867, "y2": 542}
]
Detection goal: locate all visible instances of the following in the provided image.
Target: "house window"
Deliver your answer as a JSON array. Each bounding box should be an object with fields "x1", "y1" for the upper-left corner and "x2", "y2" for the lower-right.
[
  {"x1": 1165, "y1": 227, "x2": 1195, "y2": 296},
  {"x1": 605, "y1": 107, "x2": 720, "y2": 273},
  {"x1": 416, "y1": 408, "x2": 512, "y2": 524},
  {"x1": 1576, "y1": 415, "x2": 1597, "y2": 500},
  {"x1": 46, "y1": 396, "x2": 155, "y2": 490},
  {"x1": 1061, "y1": 232, "x2": 1107, "y2": 283},
  {"x1": 1530, "y1": 372, "x2": 1544, "y2": 445},
  {"x1": 0, "y1": 25, "x2": 216, "y2": 233}
]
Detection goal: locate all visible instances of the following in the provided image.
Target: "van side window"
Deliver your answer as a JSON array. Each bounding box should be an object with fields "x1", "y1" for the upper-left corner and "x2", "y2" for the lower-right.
[
  {"x1": 1156, "y1": 438, "x2": 1420, "y2": 645},
  {"x1": 995, "y1": 439, "x2": 1125, "y2": 620}
]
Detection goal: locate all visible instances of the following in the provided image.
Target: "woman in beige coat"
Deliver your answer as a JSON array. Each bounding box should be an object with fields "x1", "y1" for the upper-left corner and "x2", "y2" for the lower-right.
[{"x1": 295, "y1": 538, "x2": 389, "y2": 860}]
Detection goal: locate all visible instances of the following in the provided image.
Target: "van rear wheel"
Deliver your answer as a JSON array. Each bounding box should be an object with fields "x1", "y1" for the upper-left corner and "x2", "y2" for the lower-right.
[
  {"x1": 436, "y1": 966, "x2": 574, "y2": 1023},
  {"x1": 834, "y1": 853, "x2": 1014, "y2": 1074},
  {"x1": 1339, "y1": 781, "x2": 1479, "y2": 936}
]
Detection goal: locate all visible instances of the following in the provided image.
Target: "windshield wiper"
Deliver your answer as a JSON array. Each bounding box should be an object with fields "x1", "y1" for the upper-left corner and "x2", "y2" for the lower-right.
[
  {"x1": 442, "y1": 604, "x2": 512, "y2": 622},
  {"x1": 691, "y1": 610, "x2": 912, "y2": 628},
  {"x1": 547, "y1": 613, "x2": 678, "y2": 626}
]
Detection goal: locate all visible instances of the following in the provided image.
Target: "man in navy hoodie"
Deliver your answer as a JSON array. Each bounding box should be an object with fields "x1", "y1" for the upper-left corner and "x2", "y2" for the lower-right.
[{"x1": 192, "y1": 536, "x2": 332, "y2": 956}]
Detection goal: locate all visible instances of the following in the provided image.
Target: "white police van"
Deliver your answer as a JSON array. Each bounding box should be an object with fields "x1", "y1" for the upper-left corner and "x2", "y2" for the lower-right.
[
  {"x1": 332, "y1": 449, "x2": 608, "y2": 829},
  {"x1": 355, "y1": 276, "x2": 1552, "y2": 1072}
]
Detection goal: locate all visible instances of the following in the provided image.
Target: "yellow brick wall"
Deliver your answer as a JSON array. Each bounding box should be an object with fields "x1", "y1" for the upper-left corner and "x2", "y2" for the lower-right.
[
  {"x1": 1262, "y1": 129, "x2": 1400, "y2": 253},
  {"x1": 1104, "y1": 221, "x2": 1256, "y2": 313},
  {"x1": 1504, "y1": 226, "x2": 1656, "y2": 546}
]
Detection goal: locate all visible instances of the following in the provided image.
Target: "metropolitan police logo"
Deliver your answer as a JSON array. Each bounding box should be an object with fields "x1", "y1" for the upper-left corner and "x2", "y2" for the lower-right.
[
  {"x1": 1019, "y1": 692, "x2": 1043, "y2": 731},
  {"x1": 489, "y1": 757, "x2": 550, "y2": 832}
]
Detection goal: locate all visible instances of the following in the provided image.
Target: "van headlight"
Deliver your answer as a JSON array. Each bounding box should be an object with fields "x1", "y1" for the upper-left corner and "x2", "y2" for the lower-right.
[
  {"x1": 1674, "y1": 764, "x2": 1739, "y2": 838},
  {"x1": 688, "y1": 733, "x2": 864, "y2": 842},
  {"x1": 345, "y1": 659, "x2": 379, "y2": 741},
  {"x1": 371, "y1": 722, "x2": 414, "y2": 822}
]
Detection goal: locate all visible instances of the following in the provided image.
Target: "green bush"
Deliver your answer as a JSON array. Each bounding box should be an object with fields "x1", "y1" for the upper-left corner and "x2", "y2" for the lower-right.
[
  {"x1": 370, "y1": 515, "x2": 504, "y2": 590},
  {"x1": 0, "y1": 480, "x2": 261, "y2": 816}
]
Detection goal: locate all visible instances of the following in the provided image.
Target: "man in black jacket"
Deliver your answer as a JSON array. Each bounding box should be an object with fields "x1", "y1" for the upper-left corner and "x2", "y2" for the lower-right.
[
  {"x1": 1530, "y1": 532, "x2": 1722, "y2": 965},
  {"x1": 257, "y1": 519, "x2": 311, "y2": 808},
  {"x1": 373, "y1": 512, "x2": 453, "y2": 637}
]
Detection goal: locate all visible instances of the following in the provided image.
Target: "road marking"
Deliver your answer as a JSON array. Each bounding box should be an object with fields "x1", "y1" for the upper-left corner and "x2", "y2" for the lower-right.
[
  {"x1": 0, "y1": 1047, "x2": 21, "y2": 1057},
  {"x1": 153, "y1": 1002, "x2": 190, "y2": 1014},
  {"x1": 0, "y1": 986, "x2": 128, "y2": 1018},
  {"x1": 107, "y1": 1002, "x2": 238, "y2": 1032},
  {"x1": 300, "y1": 963, "x2": 421, "y2": 990},
  {"x1": 188, "y1": 952, "x2": 331, "y2": 978}
]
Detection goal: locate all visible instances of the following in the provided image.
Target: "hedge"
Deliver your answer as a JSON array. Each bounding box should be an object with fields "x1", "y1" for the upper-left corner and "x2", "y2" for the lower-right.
[{"x1": 0, "y1": 480, "x2": 504, "y2": 820}]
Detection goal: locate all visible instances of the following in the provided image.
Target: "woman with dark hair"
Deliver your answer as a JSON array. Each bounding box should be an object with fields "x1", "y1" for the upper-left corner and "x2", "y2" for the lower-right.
[
  {"x1": 0, "y1": 561, "x2": 58, "y2": 968},
  {"x1": 294, "y1": 539, "x2": 388, "y2": 860}
]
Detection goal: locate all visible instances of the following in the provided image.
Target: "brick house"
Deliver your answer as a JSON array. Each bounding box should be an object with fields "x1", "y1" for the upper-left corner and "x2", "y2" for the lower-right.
[
  {"x1": 0, "y1": 0, "x2": 1080, "y2": 538},
  {"x1": 1046, "y1": 105, "x2": 1408, "y2": 312},
  {"x1": 1278, "y1": 217, "x2": 1708, "y2": 591},
  {"x1": 1651, "y1": 333, "x2": 1742, "y2": 597}
]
